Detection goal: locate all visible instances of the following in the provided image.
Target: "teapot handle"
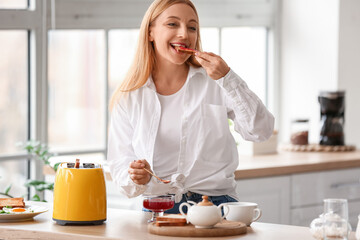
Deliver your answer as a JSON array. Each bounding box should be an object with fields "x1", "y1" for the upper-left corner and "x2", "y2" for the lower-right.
[
  {"x1": 179, "y1": 202, "x2": 192, "y2": 217},
  {"x1": 218, "y1": 203, "x2": 229, "y2": 220}
]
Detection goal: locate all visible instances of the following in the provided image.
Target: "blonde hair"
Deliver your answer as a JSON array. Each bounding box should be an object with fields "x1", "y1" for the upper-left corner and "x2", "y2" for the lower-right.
[{"x1": 109, "y1": 0, "x2": 202, "y2": 110}]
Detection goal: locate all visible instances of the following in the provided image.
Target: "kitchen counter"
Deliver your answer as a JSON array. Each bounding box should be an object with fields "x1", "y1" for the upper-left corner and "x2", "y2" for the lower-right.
[
  {"x1": 235, "y1": 150, "x2": 360, "y2": 179},
  {"x1": 43, "y1": 150, "x2": 360, "y2": 180},
  {"x1": 0, "y1": 202, "x2": 355, "y2": 240}
]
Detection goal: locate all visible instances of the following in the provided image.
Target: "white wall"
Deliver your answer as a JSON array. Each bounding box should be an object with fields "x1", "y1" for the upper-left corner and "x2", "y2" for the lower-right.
[
  {"x1": 338, "y1": 0, "x2": 360, "y2": 148},
  {"x1": 280, "y1": 0, "x2": 360, "y2": 147}
]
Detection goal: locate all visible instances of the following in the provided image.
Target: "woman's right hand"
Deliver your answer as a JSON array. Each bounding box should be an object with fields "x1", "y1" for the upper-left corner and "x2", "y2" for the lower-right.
[{"x1": 128, "y1": 159, "x2": 151, "y2": 185}]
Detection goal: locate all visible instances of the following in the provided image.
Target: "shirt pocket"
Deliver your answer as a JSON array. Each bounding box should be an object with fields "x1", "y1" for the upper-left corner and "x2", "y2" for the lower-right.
[
  {"x1": 200, "y1": 103, "x2": 229, "y2": 134},
  {"x1": 197, "y1": 104, "x2": 231, "y2": 161}
]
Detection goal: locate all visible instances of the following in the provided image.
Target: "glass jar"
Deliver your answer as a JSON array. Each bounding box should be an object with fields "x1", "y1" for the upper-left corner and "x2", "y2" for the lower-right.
[
  {"x1": 290, "y1": 119, "x2": 309, "y2": 145},
  {"x1": 356, "y1": 215, "x2": 360, "y2": 240}
]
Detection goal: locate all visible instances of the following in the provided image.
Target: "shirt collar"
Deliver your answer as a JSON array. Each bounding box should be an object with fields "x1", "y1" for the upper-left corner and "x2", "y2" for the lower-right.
[
  {"x1": 144, "y1": 75, "x2": 156, "y2": 91},
  {"x1": 143, "y1": 65, "x2": 206, "y2": 90}
]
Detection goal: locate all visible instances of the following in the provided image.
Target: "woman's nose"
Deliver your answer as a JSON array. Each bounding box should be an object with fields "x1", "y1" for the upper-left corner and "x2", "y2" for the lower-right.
[{"x1": 177, "y1": 25, "x2": 189, "y2": 39}]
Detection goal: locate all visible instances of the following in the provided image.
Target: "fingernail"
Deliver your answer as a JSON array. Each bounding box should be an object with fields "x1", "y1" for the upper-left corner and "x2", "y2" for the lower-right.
[
  {"x1": 195, "y1": 52, "x2": 199, "y2": 56},
  {"x1": 141, "y1": 164, "x2": 145, "y2": 168}
]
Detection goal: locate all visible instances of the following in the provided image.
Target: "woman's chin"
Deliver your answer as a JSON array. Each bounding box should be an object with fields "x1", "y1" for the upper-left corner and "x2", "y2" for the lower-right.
[
  {"x1": 164, "y1": 56, "x2": 188, "y2": 66},
  {"x1": 156, "y1": 51, "x2": 190, "y2": 66},
  {"x1": 172, "y1": 54, "x2": 191, "y2": 65}
]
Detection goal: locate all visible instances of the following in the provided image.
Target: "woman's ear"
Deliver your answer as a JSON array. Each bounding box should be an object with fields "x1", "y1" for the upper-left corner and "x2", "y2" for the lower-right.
[{"x1": 149, "y1": 30, "x2": 154, "y2": 42}]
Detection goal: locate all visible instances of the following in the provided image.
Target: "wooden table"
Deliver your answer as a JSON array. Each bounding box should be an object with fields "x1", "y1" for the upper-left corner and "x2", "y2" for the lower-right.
[{"x1": 0, "y1": 202, "x2": 356, "y2": 240}]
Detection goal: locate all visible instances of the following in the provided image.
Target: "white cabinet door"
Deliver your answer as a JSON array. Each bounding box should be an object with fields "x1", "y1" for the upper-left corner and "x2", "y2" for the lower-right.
[
  {"x1": 291, "y1": 204, "x2": 323, "y2": 227},
  {"x1": 291, "y1": 200, "x2": 360, "y2": 229},
  {"x1": 291, "y1": 167, "x2": 360, "y2": 228},
  {"x1": 236, "y1": 175, "x2": 291, "y2": 224},
  {"x1": 292, "y1": 168, "x2": 360, "y2": 207}
]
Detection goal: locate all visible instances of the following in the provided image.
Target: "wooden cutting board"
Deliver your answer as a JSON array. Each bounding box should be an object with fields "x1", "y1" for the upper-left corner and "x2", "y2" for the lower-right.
[{"x1": 148, "y1": 220, "x2": 247, "y2": 237}]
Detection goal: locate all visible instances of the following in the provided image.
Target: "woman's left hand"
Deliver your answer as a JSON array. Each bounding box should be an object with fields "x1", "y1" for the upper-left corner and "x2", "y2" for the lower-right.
[{"x1": 195, "y1": 52, "x2": 230, "y2": 80}]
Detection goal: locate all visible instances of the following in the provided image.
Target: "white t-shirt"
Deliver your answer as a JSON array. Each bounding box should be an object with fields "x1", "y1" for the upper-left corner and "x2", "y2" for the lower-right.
[{"x1": 153, "y1": 82, "x2": 186, "y2": 178}]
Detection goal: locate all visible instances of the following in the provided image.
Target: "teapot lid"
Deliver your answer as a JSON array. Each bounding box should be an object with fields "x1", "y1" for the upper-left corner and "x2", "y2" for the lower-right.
[{"x1": 197, "y1": 196, "x2": 213, "y2": 206}]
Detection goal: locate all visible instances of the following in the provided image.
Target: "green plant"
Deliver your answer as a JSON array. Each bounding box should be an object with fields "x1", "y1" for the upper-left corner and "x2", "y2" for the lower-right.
[
  {"x1": 0, "y1": 140, "x2": 59, "y2": 201},
  {"x1": 0, "y1": 182, "x2": 14, "y2": 198}
]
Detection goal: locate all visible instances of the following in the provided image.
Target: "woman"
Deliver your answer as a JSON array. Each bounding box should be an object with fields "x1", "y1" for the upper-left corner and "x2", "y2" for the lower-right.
[{"x1": 107, "y1": 0, "x2": 274, "y2": 213}]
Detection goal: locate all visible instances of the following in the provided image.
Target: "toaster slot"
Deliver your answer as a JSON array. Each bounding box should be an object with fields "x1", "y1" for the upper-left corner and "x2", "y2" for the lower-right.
[
  {"x1": 83, "y1": 163, "x2": 95, "y2": 168},
  {"x1": 66, "y1": 163, "x2": 75, "y2": 168},
  {"x1": 65, "y1": 161, "x2": 97, "y2": 168}
]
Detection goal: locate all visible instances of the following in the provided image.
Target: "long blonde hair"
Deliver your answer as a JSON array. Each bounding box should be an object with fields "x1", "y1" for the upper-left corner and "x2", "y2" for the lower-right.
[{"x1": 109, "y1": 0, "x2": 202, "y2": 110}]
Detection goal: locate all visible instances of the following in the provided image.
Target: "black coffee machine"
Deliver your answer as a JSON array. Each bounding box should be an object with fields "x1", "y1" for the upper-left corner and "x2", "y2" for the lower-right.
[{"x1": 318, "y1": 91, "x2": 345, "y2": 146}]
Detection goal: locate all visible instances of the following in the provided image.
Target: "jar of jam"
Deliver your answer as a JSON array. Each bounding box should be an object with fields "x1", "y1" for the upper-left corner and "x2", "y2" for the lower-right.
[{"x1": 290, "y1": 119, "x2": 309, "y2": 145}]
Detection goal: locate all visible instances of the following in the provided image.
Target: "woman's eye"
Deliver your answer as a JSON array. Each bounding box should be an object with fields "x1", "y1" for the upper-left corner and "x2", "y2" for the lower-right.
[
  {"x1": 167, "y1": 23, "x2": 177, "y2": 27},
  {"x1": 189, "y1": 27, "x2": 197, "y2": 31}
]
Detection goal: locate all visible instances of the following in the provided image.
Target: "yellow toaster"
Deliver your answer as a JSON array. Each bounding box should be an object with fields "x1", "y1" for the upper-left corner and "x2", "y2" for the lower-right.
[{"x1": 53, "y1": 161, "x2": 107, "y2": 225}]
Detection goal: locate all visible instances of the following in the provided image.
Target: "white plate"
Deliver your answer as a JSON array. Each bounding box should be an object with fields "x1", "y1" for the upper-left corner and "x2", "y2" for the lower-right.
[{"x1": 0, "y1": 201, "x2": 49, "y2": 222}]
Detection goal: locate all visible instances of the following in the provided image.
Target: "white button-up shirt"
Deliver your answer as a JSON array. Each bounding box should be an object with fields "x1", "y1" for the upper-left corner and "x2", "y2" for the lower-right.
[{"x1": 107, "y1": 66, "x2": 274, "y2": 202}]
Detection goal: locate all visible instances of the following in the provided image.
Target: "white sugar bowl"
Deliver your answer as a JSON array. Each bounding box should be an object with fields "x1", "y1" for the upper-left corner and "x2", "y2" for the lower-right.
[{"x1": 179, "y1": 196, "x2": 229, "y2": 228}]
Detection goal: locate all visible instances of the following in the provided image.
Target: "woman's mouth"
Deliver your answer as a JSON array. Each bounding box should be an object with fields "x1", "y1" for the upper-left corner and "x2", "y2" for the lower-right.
[
  {"x1": 171, "y1": 43, "x2": 187, "y2": 49},
  {"x1": 170, "y1": 43, "x2": 197, "y2": 55}
]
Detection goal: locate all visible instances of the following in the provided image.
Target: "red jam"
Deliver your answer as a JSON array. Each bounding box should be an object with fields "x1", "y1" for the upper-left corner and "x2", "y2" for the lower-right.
[{"x1": 143, "y1": 198, "x2": 175, "y2": 212}]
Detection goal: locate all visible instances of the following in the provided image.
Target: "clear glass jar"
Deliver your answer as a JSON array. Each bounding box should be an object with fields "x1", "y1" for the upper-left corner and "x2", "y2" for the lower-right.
[
  {"x1": 290, "y1": 119, "x2": 309, "y2": 145},
  {"x1": 356, "y1": 215, "x2": 360, "y2": 240}
]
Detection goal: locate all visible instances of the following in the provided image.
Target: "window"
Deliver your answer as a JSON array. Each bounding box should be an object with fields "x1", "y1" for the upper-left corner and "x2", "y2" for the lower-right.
[
  {"x1": 48, "y1": 30, "x2": 106, "y2": 152},
  {"x1": 0, "y1": 30, "x2": 29, "y2": 198},
  {"x1": 0, "y1": 0, "x2": 27, "y2": 9},
  {"x1": 0, "y1": 31, "x2": 28, "y2": 154},
  {"x1": 200, "y1": 27, "x2": 267, "y2": 103},
  {"x1": 108, "y1": 29, "x2": 139, "y2": 96},
  {"x1": 0, "y1": 160, "x2": 28, "y2": 197},
  {"x1": 222, "y1": 27, "x2": 267, "y2": 102},
  {"x1": 200, "y1": 28, "x2": 219, "y2": 54}
]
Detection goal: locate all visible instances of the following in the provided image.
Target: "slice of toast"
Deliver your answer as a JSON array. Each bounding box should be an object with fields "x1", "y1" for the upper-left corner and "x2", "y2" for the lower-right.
[
  {"x1": 156, "y1": 214, "x2": 187, "y2": 226},
  {"x1": 155, "y1": 220, "x2": 187, "y2": 227},
  {"x1": 156, "y1": 214, "x2": 186, "y2": 223},
  {"x1": 174, "y1": 46, "x2": 197, "y2": 55},
  {"x1": 0, "y1": 198, "x2": 25, "y2": 210}
]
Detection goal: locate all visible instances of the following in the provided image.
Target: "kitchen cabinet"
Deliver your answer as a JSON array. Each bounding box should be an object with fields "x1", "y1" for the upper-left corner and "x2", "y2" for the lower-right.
[
  {"x1": 235, "y1": 175, "x2": 291, "y2": 224},
  {"x1": 291, "y1": 168, "x2": 360, "y2": 229},
  {"x1": 291, "y1": 201, "x2": 360, "y2": 229},
  {"x1": 237, "y1": 167, "x2": 360, "y2": 229}
]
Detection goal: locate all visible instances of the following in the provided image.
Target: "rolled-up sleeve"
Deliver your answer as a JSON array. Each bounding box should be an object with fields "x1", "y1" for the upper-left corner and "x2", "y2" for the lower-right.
[{"x1": 216, "y1": 69, "x2": 275, "y2": 142}]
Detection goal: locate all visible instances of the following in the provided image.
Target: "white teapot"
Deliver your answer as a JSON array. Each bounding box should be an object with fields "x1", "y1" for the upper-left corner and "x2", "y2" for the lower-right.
[{"x1": 179, "y1": 196, "x2": 229, "y2": 228}]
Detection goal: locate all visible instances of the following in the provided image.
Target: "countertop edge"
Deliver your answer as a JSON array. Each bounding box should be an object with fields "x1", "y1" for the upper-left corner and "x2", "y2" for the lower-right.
[
  {"x1": 234, "y1": 159, "x2": 360, "y2": 179},
  {"x1": 43, "y1": 151, "x2": 360, "y2": 180}
]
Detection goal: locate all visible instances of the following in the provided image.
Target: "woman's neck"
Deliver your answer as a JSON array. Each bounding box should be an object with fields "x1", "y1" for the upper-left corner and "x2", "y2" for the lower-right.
[{"x1": 152, "y1": 61, "x2": 189, "y2": 95}]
